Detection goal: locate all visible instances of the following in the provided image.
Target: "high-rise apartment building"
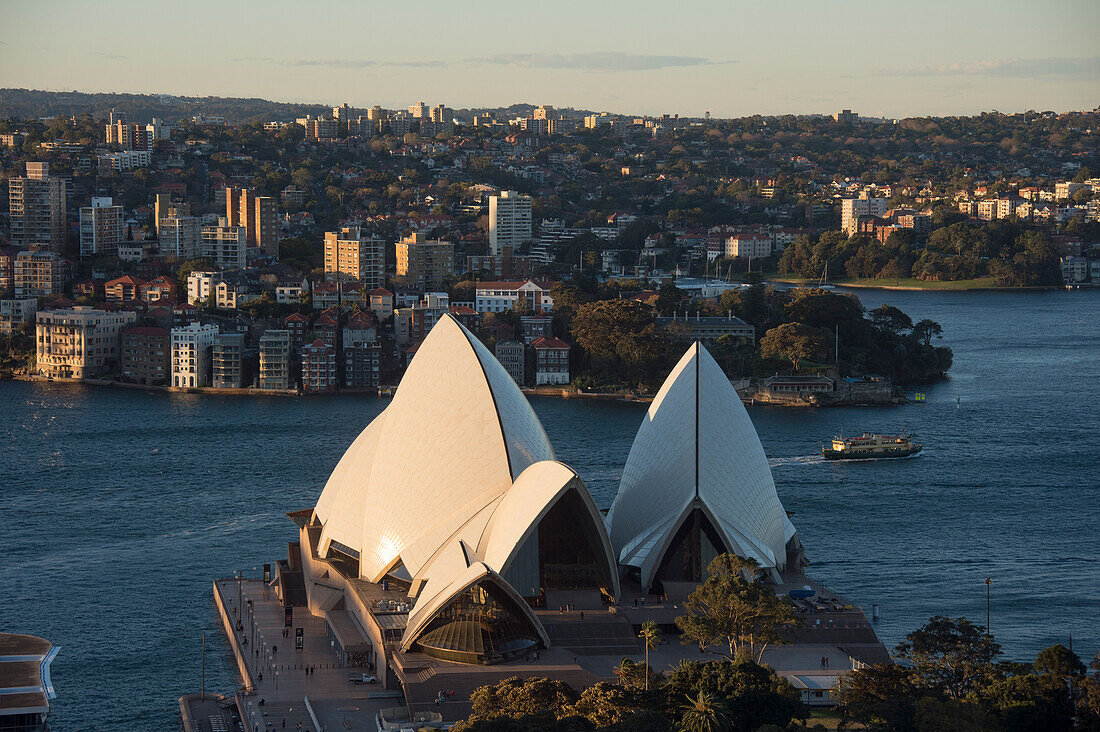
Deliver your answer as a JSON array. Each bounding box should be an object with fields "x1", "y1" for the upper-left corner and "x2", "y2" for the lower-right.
[
  {"x1": 106, "y1": 120, "x2": 152, "y2": 151},
  {"x1": 212, "y1": 332, "x2": 247, "y2": 388},
  {"x1": 430, "y1": 104, "x2": 450, "y2": 124},
  {"x1": 225, "y1": 188, "x2": 278, "y2": 256},
  {"x1": 300, "y1": 339, "x2": 337, "y2": 393},
  {"x1": 323, "y1": 227, "x2": 384, "y2": 288},
  {"x1": 396, "y1": 232, "x2": 455, "y2": 291},
  {"x1": 79, "y1": 197, "x2": 124, "y2": 259},
  {"x1": 533, "y1": 105, "x2": 553, "y2": 120},
  {"x1": 159, "y1": 214, "x2": 201, "y2": 259},
  {"x1": 36, "y1": 307, "x2": 137, "y2": 378},
  {"x1": 840, "y1": 194, "x2": 889, "y2": 235},
  {"x1": 408, "y1": 101, "x2": 428, "y2": 118},
  {"x1": 488, "y1": 190, "x2": 533, "y2": 256},
  {"x1": 201, "y1": 218, "x2": 247, "y2": 269},
  {"x1": 9, "y1": 163, "x2": 67, "y2": 251},
  {"x1": 258, "y1": 329, "x2": 292, "y2": 390},
  {"x1": 120, "y1": 326, "x2": 171, "y2": 385},
  {"x1": 171, "y1": 322, "x2": 219, "y2": 388}
]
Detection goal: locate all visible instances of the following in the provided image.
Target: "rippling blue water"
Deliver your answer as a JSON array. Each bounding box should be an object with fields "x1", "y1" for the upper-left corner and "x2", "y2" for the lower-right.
[{"x1": 1, "y1": 289, "x2": 1097, "y2": 730}]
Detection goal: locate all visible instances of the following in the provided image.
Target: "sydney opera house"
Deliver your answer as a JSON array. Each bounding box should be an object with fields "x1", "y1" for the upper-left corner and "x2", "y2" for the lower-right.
[{"x1": 274, "y1": 314, "x2": 882, "y2": 710}]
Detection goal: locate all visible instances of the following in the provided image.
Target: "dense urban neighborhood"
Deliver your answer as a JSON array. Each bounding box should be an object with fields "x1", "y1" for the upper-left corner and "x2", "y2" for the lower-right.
[{"x1": 1, "y1": 92, "x2": 1097, "y2": 394}]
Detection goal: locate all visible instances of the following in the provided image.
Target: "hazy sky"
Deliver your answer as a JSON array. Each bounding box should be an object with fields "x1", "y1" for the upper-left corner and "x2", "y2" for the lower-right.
[{"x1": 2, "y1": 0, "x2": 1098, "y2": 118}]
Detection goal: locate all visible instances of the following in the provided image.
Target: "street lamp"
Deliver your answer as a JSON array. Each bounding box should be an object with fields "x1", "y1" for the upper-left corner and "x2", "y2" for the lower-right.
[{"x1": 984, "y1": 577, "x2": 992, "y2": 637}]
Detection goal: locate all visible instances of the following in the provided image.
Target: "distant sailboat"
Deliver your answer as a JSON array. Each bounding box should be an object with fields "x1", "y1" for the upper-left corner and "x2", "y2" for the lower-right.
[{"x1": 818, "y1": 260, "x2": 835, "y2": 290}]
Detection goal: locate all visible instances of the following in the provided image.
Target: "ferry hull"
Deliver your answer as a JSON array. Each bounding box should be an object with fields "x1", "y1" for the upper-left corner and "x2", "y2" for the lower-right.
[{"x1": 822, "y1": 445, "x2": 922, "y2": 460}]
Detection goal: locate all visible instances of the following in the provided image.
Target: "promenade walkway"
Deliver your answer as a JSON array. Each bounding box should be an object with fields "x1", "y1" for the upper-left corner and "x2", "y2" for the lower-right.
[{"x1": 214, "y1": 578, "x2": 397, "y2": 732}]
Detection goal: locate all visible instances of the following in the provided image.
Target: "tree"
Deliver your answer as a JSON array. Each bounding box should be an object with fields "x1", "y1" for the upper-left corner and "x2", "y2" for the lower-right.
[
  {"x1": 665, "y1": 659, "x2": 805, "y2": 732},
  {"x1": 461, "y1": 676, "x2": 580, "y2": 728},
  {"x1": 837, "y1": 662, "x2": 920, "y2": 731},
  {"x1": 675, "y1": 554, "x2": 797, "y2": 663},
  {"x1": 1034, "y1": 644, "x2": 1086, "y2": 679},
  {"x1": 639, "y1": 621, "x2": 662, "y2": 691},
  {"x1": 758, "y1": 323, "x2": 830, "y2": 372},
  {"x1": 570, "y1": 299, "x2": 673, "y2": 388},
  {"x1": 869, "y1": 304, "x2": 913, "y2": 334},
  {"x1": 894, "y1": 616, "x2": 1001, "y2": 699},
  {"x1": 680, "y1": 691, "x2": 731, "y2": 732},
  {"x1": 912, "y1": 319, "x2": 944, "y2": 346}
]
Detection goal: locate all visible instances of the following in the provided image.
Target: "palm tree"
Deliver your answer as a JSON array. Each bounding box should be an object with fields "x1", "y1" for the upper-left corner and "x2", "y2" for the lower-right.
[
  {"x1": 615, "y1": 657, "x2": 636, "y2": 687},
  {"x1": 639, "y1": 620, "x2": 661, "y2": 691},
  {"x1": 680, "y1": 690, "x2": 731, "y2": 732}
]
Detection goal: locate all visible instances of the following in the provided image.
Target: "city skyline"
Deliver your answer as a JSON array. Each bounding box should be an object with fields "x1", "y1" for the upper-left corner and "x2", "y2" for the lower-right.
[{"x1": 2, "y1": 0, "x2": 1098, "y2": 119}]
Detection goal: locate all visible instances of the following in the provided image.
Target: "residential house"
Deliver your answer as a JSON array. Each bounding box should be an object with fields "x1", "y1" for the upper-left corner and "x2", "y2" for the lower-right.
[
  {"x1": 531, "y1": 336, "x2": 570, "y2": 385},
  {"x1": 300, "y1": 339, "x2": 337, "y2": 393}
]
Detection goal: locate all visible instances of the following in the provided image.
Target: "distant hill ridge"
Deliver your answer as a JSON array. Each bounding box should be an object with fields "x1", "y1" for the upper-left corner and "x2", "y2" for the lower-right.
[{"x1": 0, "y1": 88, "x2": 600, "y2": 124}]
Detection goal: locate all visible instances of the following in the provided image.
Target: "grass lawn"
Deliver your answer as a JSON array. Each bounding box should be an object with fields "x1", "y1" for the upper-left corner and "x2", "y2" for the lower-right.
[{"x1": 806, "y1": 707, "x2": 866, "y2": 729}]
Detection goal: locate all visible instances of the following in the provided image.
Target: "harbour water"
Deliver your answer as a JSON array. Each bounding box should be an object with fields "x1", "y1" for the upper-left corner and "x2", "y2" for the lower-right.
[{"x1": 1, "y1": 288, "x2": 1098, "y2": 730}]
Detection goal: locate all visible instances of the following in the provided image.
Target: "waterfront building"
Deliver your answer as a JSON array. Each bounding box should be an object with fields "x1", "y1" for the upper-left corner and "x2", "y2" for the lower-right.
[
  {"x1": 8, "y1": 163, "x2": 67, "y2": 251},
  {"x1": 656, "y1": 313, "x2": 756, "y2": 346},
  {"x1": 494, "y1": 339, "x2": 526, "y2": 385},
  {"x1": 324, "y1": 227, "x2": 384, "y2": 289},
  {"x1": 300, "y1": 339, "x2": 337, "y2": 393},
  {"x1": 258, "y1": 329, "x2": 293, "y2": 390},
  {"x1": 79, "y1": 197, "x2": 124, "y2": 259},
  {"x1": 488, "y1": 190, "x2": 532, "y2": 256},
  {"x1": 226, "y1": 188, "x2": 279, "y2": 256},
  {"x1": 260, "y1": 317, "x2": 881, "y2": 716},
  {"x1": 395, "y1": 233, "x2": 454, "y2": 291},
  {"x1": 171, "y1": 323, "x2": 219, "y2": 388},
  {"x1": 120, "y1": 326, "x2": 170, "y2": 385},
  {"x1": 724, "y1": 233, "x2": 772, "y2": 260},
  {"x1": 0, "y1": 633, "x2": 58, "y2": 732},
  {"x1": 212, "y1": 332, "x2": 248, "y2": 388},
  {"x1": 344, "y1": 342, "x2": 381, "y2": 389},
  {"x1": 35, "y1": 306, "x2": 137, "y2": 378},
  {"x1": 474, "y1": 280, "x2": 554, "y2": 314},
  {"x1": 201, "y1": 218, "x2": 247, "y2": 270},
  {"x1": 608, "y1": 344, "x2": 804, "y2": 589},
  {"x1": 531, "y1": 336, "x2": 570, "y2": 385},
  {"x1": 0, "y1": 298, "x2": 37, "y2": 335},
  {"x1": 187, "y1": 270, "x2": 221, "y2": 305}
]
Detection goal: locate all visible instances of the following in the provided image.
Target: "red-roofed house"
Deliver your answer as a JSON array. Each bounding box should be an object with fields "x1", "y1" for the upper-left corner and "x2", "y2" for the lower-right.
[
  {"x1": 105, "y1": 275, "x2": 145, "y2": 302},
  {"x1": 448, "y1": 304, "x2": 480, "y2": 331},
  {"x1": 140, "y1": 275, "x2": 178, "y2": 303},
  {"x1": 531, "y1": 336, "x2": 570, "y2": 385},
  {"x1": 369, "y1": 287, "x2": 394, "y2": 320},
  {"x1": 284, "y1": 312, "x2": 310, "y2": 350}
]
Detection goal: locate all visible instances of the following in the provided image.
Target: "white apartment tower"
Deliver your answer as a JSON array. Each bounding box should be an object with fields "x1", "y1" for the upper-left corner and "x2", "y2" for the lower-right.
[
  {"x1": 79, "y1": 197, "x2": 124, "y2": 259},
  {"x1": 201, "y1": 218, "x2": 247, "y2": 269},
  {"x1": 171, "y1": 322, "x2": 219, "y2": 387},
  {"x1": 488, "y1": 190, "x2": 533, "y2": 256}
]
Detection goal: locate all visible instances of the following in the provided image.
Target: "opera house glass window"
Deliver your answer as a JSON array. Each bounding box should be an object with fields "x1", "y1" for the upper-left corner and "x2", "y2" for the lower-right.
[
  {"x1": 657, "y1": 509, "x2": 728, "y2": 586},
  {"x1": 414, "y1": 581, "x2": 539, "y2": 664}
]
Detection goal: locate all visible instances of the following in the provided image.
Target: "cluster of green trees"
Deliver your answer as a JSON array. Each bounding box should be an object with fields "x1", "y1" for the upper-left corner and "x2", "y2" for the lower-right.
[
  {"x1": 554, "y1": 278, "x2": 951, "y2": 390},
  {"x1": 778, "y1": 219, "x2": 1062, "y2": 286},
  {"x1": 839, "y1": 616, "x2": 1100, "y2": 731}
]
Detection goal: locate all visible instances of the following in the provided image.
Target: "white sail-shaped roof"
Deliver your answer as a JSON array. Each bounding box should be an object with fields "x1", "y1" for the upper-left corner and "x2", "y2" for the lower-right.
[
  {"x1": 313, "y1": 314, "x2": 556, "y2": 582},
  {"x1": 608, "y1": 343, "x2": 796, "y2": 588}
]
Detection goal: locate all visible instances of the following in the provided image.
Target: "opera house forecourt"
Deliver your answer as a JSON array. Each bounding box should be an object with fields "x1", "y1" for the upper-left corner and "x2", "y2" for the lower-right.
[{"x1": 263, "y1": 314, "x2": 886, "y2": 718}]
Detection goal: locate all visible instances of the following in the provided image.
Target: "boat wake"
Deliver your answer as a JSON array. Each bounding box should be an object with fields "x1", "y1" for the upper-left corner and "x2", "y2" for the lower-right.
[{"x1": 768, "y1": 455, "x2": 826, "y2": 467}]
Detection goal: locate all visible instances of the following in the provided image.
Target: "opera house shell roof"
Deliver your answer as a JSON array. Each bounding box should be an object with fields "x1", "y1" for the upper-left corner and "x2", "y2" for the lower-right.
[
  {"x1": 608, "y1": 343, "x2": 799, "y2": 590},
  {"x1": 311, "y1": 314, "x2": 618, "y2": 663}
]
